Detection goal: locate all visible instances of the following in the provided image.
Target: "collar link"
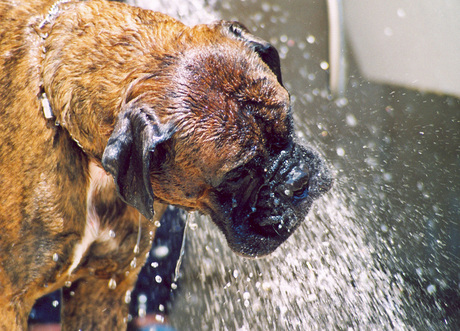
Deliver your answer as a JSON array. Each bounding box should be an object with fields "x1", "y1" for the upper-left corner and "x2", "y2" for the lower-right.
[{"x1": 38, "y1": 0, "x2": 74, "y2": 122}]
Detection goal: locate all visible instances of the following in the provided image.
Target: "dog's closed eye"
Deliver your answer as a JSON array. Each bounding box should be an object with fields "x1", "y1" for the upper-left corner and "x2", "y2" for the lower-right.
[{"x1": 226, "y1": 168, "x2": 250, "y2": 183}]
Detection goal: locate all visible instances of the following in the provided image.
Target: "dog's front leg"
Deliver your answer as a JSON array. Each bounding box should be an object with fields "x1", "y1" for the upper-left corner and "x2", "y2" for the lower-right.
[
  {"x1": 61, "y1": 274, "x2": 137, "y2": 331},
  {"x1": 0, "y1": 298, "x2": 29, "y2": 331}
]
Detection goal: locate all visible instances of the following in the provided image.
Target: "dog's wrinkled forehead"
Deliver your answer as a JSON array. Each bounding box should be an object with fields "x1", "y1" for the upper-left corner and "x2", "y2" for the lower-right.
[{"x1": 170, "y1": 42, "x2": 292, "y2": 173}]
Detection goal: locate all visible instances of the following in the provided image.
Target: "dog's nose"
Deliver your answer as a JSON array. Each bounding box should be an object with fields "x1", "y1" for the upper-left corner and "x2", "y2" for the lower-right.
[{"x1": 293, "y1": 145, "x2": 332, "y2": 200}]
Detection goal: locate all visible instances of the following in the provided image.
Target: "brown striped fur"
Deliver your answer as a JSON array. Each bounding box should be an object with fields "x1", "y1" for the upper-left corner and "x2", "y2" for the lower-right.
[{"x1": 0, "y1": 0, "x2": 331, "y2": 329}]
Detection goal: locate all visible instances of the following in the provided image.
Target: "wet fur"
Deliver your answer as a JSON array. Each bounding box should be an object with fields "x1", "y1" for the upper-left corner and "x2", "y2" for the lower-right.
[{"x1": 0, "y1": 0, "x2": 331, "y2": 329}]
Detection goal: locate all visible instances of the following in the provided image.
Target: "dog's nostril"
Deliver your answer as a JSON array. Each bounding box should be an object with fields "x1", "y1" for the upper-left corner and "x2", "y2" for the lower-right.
[
  {"x1": 292, "y1": 184, "x2": 308, "y2": 198},
  {"x1": 284, "y1": 166, "x2": 309, "y2": 199}
]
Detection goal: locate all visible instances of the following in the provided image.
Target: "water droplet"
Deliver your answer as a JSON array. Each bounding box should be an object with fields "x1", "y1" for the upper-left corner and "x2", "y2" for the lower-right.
[
  {"x1": 336, "y1": 147, "x2": 345, "y2": 157},
  {"x1": 155, "y1": 275, "x2": 162, "y2": 283},
  {"x1": 320, "y1": 61, "x2": 329, "y2": 70},
  {"x1": 108, "y1": 278, "x2": 117, "y2": 290},
  {"x1": 383, "y1": 173, "x2": 392, "y2": 181},
  {"x1": 284, "y1": 189, "x2": 293, "y2": 197},
  {"x1": 384, "y1": 27, "x2": 393, "y2": 36},
  {"x1": 306, "y1": 293, "x2": 318, "y2": 302},
  {"x1": 262, "y1": 282, "x2": 271, "y2": 291},
  {"x1": 233, "y1": 269, "x2": 239, "y2": 279},
  {"x1": 306, "y1": 35, "x2": 316, "y2": 44},
  {"x1": 155, "y1": 314, "x2": 165, "y2": 323},
  {"x1": 130, "y1": 258, "x2": 137, "y2": 269},
  {"x1": 151, "y1": 262, "x2": 159, "y2": 268},
  {"x1": 123, "y1": 314, "x2": 133, "y2": 324},
  {"x1": 138, "y1": 294, "x2": 148, "y2": 318},
  {"x1": 336, "y1": 98, "x2": 349, "y2": 108},
  {"x1": 124, "y1": 290, "x2": 132, "y2": 304},
  {"x1": 427, "y1": 284, "x2": 436, "y2": 294},
  {"x1": 397, "y1": 8, "x2": 406, "y2": 18},
  {"x1": 69, "y1": 291, "x2": 75, "y2": 296},
  {"x1": 133, "y1": 245, "x2": 140, "y2": 255},
  {"x1": 244, "y1": 300, "x2": 250, "y2": 307},
  {"x1": 109, "y1": 230, "x2": 116, "y2": 238},
  {"x1": 64, "y1": 280, "x2": 72, "y2": 288},
  {"x1": 52, "y1": 300, "x2": 59, "y2": 308},
  {"x1": 138, "y1": 307, "x2": 146, "y2": 318},
  {"x1": 158, "y1": 304, "x2": 165, "y2": 312},
  {"x1": 153, "y1": 245, "x2": 169, "y2": 258},
  {"x1": 261, "y1": 3, "x2": 270, "y2": 12},
  {"x1": 138, "y1": 294, "x2": 147, "y2": 303},
  {"x1": 154, "y1": 220, "x2": 161, "y2": 228},
  {"x1": 171, "y1": 282, "x2": 178, "y2": 290},
  {"x1": 52, "y1": 253, "x2": 59, "y2": 262},
  {"x1": 346, "y1": 114, "x2": 357, "y2": 126},
  {"x1": 243, "y1": 292, "x2": 250, "y2": 300},
  {"x1": 232, "y1": 198, "x2": 238, "y2": 208}
]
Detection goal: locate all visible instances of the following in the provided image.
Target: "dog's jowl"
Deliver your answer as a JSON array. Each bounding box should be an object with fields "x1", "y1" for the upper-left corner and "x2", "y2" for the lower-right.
[{"x1": 0, "y1": 0, "x2": 332, "y2": 329}]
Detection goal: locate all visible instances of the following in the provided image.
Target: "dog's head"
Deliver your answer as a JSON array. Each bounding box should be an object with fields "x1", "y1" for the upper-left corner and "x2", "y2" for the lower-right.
[{"x1": 102, "y1": 21, "x2": 332, "y2": 257}]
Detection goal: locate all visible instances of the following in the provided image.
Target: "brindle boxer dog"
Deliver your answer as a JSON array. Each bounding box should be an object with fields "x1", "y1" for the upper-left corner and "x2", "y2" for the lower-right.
[{"x1": 0, "y1": 0, "x2": 332, "y2": 329}]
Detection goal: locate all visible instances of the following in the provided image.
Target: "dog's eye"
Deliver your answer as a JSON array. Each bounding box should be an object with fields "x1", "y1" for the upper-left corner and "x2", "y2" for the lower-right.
[
  {"x1": 226, "y1": 170, "x2": 249, "y2": 183},
  {"x1": 224, "y1": 167, "x2": 251, "y2": 186}
]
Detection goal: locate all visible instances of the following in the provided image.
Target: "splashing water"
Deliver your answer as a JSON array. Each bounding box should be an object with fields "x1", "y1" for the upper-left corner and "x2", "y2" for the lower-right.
[
  {"x1": 125, "y1": 1, "x2": 458, "y2": 329},
  {"x1": 174, "y1": 212, "x2": 192, "y2": 283},
  {"x1": 169, "y1": 184, "x2": 414, "y2": 330}
]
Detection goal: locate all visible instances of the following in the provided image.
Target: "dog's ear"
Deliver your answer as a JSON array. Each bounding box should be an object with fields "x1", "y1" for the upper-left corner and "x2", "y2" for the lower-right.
[
  {"x1": 101, "y1": 105, "x2": 173, "y2": 220},
  {"x1": 221, "y1": 21, "x2": 283, "y2": 86}
]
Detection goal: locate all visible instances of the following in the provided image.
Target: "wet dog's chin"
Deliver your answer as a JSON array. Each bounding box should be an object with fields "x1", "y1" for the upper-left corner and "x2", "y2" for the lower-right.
[
  {"x1": 226, "y1": 233, "x2": 284, "y2": 258},
  {"x1": 225, "y1": 225, "x2": 296, "y2": 258},
  {"x1": 213, "y1": 215, "x2": 300, "y2": 258}
]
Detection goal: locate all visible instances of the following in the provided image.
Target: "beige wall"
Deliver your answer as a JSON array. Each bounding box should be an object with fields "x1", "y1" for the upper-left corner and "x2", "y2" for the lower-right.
[{"x1": 345, "y1": 1, "x2": 460, "y2": 98}]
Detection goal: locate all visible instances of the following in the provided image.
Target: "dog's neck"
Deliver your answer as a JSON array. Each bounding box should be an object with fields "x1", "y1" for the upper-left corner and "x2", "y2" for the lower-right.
[
  {"x1": 36, "y1": 0, "x2": 125, "y2": 159},
  {"x1": 37, "y1": 0, "x2": 183, "y2": 160},
  {"x1": 37, "y1": 0, "x2": 75, "y2": 120},
  {"x1": 37, "y1": 0, "x2": 97, "y2": 155},
  {"x1": 39, "y1": 0, "x2": 73, "y2": 31}
]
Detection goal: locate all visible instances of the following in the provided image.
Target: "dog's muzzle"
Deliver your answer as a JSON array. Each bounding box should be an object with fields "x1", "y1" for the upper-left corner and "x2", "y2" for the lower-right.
[
  {"x1": 219, "y1": 143, "x2": 332, "y2": 257},
  {"x1": 253, "y1": 144, "x2": 331, "y2": 229}
]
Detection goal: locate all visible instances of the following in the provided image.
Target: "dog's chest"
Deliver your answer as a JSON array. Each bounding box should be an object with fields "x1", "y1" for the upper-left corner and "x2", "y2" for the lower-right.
[{"x1": 67, "y1": 162, "x2": 119, "y2": 276}]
